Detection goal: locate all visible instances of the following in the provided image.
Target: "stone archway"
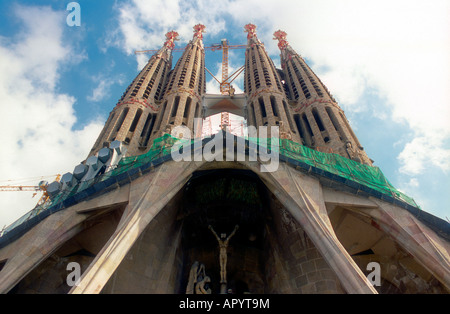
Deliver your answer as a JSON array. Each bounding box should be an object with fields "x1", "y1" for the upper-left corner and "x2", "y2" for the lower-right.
[{"x1": 98, "y1": 166, "x2": 346, "y2": 294}]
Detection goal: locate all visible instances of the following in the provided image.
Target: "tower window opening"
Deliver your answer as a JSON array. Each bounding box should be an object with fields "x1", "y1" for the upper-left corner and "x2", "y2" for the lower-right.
[
  {"x1": 270, "y1": 96, "x2": 278, "y2": 117},
  {"x1": 184, "y1": 97, "x2": 192, "y2": 119},
  {"x1": 139, "y1": 114, "x2": 152, "y2": 144},
  {"x1": 258, "y1": 97, "x2": 267, "y2": 118},
  {"x1": 112, "y1": 107, "x2": 129, "y2": 137},
  {"x1": 312, "y1": 108, "x2": 325, "y2": 132},
  {"x1": 194, "y1": 102, "x2": 200, "y2": 119},
  {"x1": 302, "y1": 113, "x2": 314, "y2": 141},
  {"x1": 129, "y1": 108, "x2": 143, "y2": 133},
  {"x1": 326, "y1": 107, "x2": 345, "y2": 141},
  {"x1": 171, "y1": 96, "x2": 180, "y2": 118},
  {"x1": 294, "y1": 114, "x2": 306, "y2": 144},
  {"x1": 153, "y1": 101, "x2": 166, "y2": 133},
  {"x1": 248, "y1": 103, "x2": 256, "y2": 127},
  {"x1": 143, "y1": 115, "x2": 156, "y2": 147},
  {"x1": 282, "y1": 100, "x2": 296, "y2": 133}
]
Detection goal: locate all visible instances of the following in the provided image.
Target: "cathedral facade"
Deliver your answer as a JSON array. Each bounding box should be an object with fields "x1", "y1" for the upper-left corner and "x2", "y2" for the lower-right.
[{"x1": 0, "y1": 24, "x2": 448, "y2": 294}]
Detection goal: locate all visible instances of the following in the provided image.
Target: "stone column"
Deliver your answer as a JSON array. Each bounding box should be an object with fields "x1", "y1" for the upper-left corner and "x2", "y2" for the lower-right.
[
  {"x1": 257, "y1": 163, "x2": 377, "y2": 293},
  {"x1": 69, "y1": 161, "x2": 199, "y2": 294}
]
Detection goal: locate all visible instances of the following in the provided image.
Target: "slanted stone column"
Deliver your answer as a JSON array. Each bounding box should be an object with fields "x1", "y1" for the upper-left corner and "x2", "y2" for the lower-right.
[
  {"x1": 367, "y1": 199, "x2": 450, "y2": 291},
  {"x1": 256, "y1": 163, "x2": 377, "y2": 293},
  {"x1": 69, "y1": 160, "x2": 200, "y2": 294}
]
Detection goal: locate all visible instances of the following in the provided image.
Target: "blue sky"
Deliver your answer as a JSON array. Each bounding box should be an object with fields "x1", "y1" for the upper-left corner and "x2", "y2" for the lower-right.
[{"x1": 0, "y1": 0, "x2": 449, "y2": 228}]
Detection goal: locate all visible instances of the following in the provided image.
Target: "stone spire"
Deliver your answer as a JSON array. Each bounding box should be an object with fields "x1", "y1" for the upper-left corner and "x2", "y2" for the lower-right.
[
  {"x1": 88, "y1": 31, "x2": 178, "y2": 157},
  {"x1": 274, "y1": 30, "x2": 372, "y2": 165},
  {"x1": 244, "y1": 24, "x2": 301, "y2": 142},
  {"x1": 152, "y1": 24, "x2": 207, "y2": 139}
]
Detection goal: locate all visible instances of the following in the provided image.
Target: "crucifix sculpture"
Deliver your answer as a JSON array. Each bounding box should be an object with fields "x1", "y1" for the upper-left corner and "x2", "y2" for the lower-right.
[{"x1": 208, "y1": 224, "x2": 239, "y2": 284}]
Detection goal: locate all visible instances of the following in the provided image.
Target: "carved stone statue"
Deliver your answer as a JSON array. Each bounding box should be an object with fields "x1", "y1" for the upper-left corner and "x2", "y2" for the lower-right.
[
  {"x1": 229, "y1": 85, "x2": 235, "y2": 97},
  {"x1": 195, "y1": 274, "x2": 212, "y2": 294},
  {"x1": 186, "y1": 261, "x2": 212, "y2": 294},
  {"x1": 163, "y1": 124, "x2": 172, "y2": 135},
  {"x1": 278, "y1": 121, "x2": 291, "y2": 140},
  {"x1": 208, "y1": 225, "x2": 239, "y2": 284},
  {"x1": 345, "y1": 141, "x2": 362, "y2": 163}
]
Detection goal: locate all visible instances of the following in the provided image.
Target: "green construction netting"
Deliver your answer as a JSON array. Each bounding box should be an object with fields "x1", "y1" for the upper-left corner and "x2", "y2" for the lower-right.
[
  {"x1": 248, "y1": 136, "x2": 419, "y2": 208},
  {"x1": 108, "y1": 133, "x2": 184, "y2": 177},
  {"x1": 105, "y1": 133, "x2": 419, "y2": 208},
  {"x1": 4, "y1": 133, "x2": 419, "y2": 235}
]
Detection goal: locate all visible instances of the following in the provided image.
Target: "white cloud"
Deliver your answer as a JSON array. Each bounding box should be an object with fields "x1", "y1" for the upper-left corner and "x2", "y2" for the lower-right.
[
  {"x1": 110, "y1": 0, "x2": 227, "y2": 60},
  {"x1": 398, "y1": 136, "x2": 450, "y2": 175},
  {"x1": 0, "y1": 5, "x2": 103, "y2": 228},
  {"x1": 407, "y1": 178, "x2": 419, "y2": 188},
  {"x1": 88, "y1": 79, "x2": 111, "y2": 102},
  {"x1": 88, "y1": 74, "x2": 125, "y2": 102}
]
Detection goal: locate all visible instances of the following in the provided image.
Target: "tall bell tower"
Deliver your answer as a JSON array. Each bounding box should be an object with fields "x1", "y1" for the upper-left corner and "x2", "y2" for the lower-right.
[
  {"x1": 88, "y1": 30, "x2": 179, "y2": 157},
  {"x1": 274, "y1": 30, "x2": 372, "y2": 165},
  {"x1": 154, "y1": 24, "x2": 206, "y2": 140},
  {"x1": 244, "y1": 24, "x2": 301, "y2": 143}
]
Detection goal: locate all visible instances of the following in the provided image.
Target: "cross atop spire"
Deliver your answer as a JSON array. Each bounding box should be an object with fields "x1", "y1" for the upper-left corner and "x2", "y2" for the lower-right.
[
  {"x1": 193, "y1": 24, "x2": 206, "y2": 39},
  {"x1": 164, "y1": 30, "x2": 180, "y2": 50},
  {"x1": 273, "y1": 30, "x2": 289, "y2": 50}
]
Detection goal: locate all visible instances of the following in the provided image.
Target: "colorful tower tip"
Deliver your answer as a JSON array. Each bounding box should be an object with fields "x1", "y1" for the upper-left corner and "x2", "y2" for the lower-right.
[
  {"x1": 193, "y1": 24, "x2": 206, "y2": 39},
  {"x1": 244, "y1": 23, "x2": 257, "y2": 39},
  {"x1": 164, "y1": 30, "x2": 180, "y2": 50},
  {"x1": 273, "y1": 30, "x2": 288, "y2": 50}
]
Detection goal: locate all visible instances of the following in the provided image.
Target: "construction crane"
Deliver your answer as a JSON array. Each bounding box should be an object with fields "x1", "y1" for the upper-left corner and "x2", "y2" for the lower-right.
[
  {"x1": 220, "y1": 109, "x2": 231, "y2": 132},
  {"x1": 0, "y1": 174, "x2": 61, "y2": 207},
  {"x1": 205, "y1": 39, "x2": 246, "y2": 134},
  {"x1": 208, "y1": 39, "x2": 246, "y2": 95}
]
